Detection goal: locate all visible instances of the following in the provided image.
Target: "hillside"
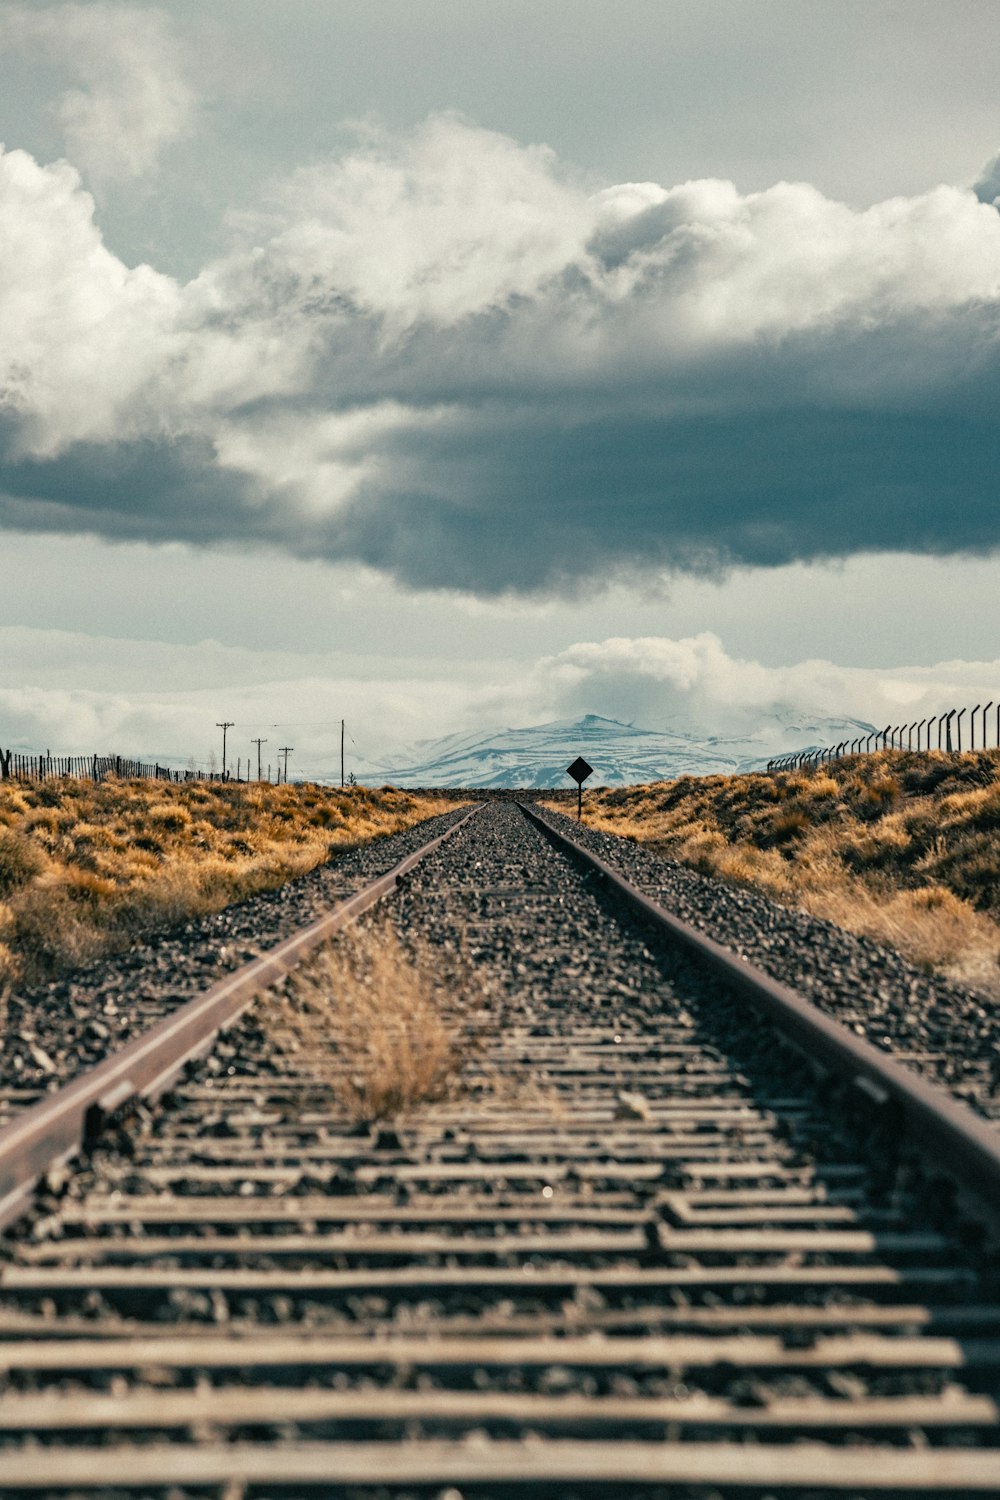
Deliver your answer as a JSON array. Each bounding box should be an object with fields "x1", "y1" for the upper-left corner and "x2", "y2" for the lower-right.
[
  {"x1": 374, "y1": 711, "x2": 875, "y2": 787},
  {"x1": 566, "y1": 749, "x2": 1000, "y2": 997}
]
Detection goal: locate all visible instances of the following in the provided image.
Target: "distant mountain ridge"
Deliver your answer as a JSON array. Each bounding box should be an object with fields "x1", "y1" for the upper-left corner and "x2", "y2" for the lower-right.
[{"x1": 369, "y1": 711, "x2": 874, "y2": 788}]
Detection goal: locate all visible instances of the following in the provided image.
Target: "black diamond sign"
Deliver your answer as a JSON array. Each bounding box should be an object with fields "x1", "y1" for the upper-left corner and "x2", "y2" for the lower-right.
[{"x1": 566, "y1": 756, "x2": 594, "y2": 785}]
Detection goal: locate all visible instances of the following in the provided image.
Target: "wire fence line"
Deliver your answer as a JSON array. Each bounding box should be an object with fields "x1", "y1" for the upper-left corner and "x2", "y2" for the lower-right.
[
  {"x1": 767, "y1": 699, "x2": 1000, "y2": 773},
  {"x1": 0, "y1": 750, "x2": 230, "y2": 785}
]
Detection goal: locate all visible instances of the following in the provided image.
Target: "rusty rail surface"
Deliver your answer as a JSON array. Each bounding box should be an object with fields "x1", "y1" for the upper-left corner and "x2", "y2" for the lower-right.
[
  {"x1": 0, "y1": 805, "x2": 480, "y2": 1231},
  {"x1": 520, "y1": 801, "x2": 1000, "y2": 1219}
]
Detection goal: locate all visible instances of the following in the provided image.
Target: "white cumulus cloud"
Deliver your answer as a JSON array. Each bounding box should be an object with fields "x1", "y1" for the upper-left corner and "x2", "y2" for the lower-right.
[
  {"x1": 0, "y1": 3, "x2": 196, "y2": 184},
  {"x1": 531, "y1": 634, "x2": 1000, "y2": 739},
  {"x1": 0, "y1": 147, "x2": 180, "y2": 453},
  {"x1": 245, "y1": 114, "x2": 592, "y2": 331}
]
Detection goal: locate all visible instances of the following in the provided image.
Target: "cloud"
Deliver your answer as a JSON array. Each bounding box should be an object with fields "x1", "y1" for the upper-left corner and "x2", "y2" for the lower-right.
[
  {"x1": 0, "y1": 3, "x2": 196, "y2": 184},
  {"x1": 0, "y1": 625, "x2": 476, "y2": 773},
  {"x1": 529, "y1": 635, "x2": 1000, "y2": 736},
  {"x1": 251, "y1": 115, "x2": 592, "y2": 331},
  {"x1": 2, "y1": 626, "x2": 997, "y2": 772},
  {"x1": 974, "y1": 150, "x2": 1000, "y2": 206},
  {"x1": 0, "y1": 149, "x2": 180, "y2": 454},
  {"x1": 2, "y1": 115, "x2": 1000, "y2": 591}
]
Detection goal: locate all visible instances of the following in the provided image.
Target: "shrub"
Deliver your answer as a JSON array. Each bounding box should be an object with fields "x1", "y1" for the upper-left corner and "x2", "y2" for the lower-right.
[
  {"x1": 767, "y1": 808, "x2": 811, "y2": 845},
  {"x1": 863, "y1": 775, "x2": 899, "y2": 813},
  {"x1": 0, "y1": 829, "x2": 44, "y2": 897},
  {"x1": 10, "y1": 886, "x2": 106, "y2": 976},
  {"x1": 146, "y1": 803, "x2": 191, "y2": 832},
  {"x1": 940, "y1": 787, "x2": 1000, "y2": 833},
  {"x1": 265, "y1": 924, "x2": 483, "y2": 1121},
  {"x1": 676, "y1": 827, "x2": 728, "y2": 872}
]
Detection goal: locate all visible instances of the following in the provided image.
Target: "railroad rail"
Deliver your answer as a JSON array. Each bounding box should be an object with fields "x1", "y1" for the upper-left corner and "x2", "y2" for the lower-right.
[{"x1": 0, "y1": 799, "x2": 999, "y2": 1496}]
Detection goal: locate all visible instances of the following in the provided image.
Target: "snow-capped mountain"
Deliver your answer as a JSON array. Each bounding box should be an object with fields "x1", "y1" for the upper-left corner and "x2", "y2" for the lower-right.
[{"x1": 369, "y1": 711, "x2": 874, "y2": 788}]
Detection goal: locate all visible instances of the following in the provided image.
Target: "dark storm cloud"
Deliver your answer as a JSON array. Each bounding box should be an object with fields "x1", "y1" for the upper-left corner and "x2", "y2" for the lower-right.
[
  {"x1": 974, "y1": 152, "x2": 1000, "y2": 205},
  {"x1": 3, "y1": 118, "x2": 1000, "y2": 594},
  {"x1": 15, "y1": 392, "x2": 980, "y2": 596},
  {"x1": 319, "y1": 402, "x2": 1000, "y2": 594},
  {"x1": 0, "y1": 430, "x2": 251, "y2": 547}
]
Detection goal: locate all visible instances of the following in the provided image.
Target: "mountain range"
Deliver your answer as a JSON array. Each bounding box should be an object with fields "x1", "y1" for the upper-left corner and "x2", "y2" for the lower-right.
[{"x1": 366, "y1": 711, "x2": 875, "y2": 788}]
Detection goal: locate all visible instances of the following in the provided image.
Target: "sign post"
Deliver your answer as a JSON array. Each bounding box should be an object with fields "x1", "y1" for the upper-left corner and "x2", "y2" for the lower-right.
[{"x1": 566, "y1": 755, "x2": 594, "y2": 821}]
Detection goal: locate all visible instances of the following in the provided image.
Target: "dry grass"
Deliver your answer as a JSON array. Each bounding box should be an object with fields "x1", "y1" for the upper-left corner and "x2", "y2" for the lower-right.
[
  {"x1": 553, "y1": 749, "x2": 1000, "y2": 998},
  {"x1": 264, "y1": 923, "x2": 481, "y2": 1121},
  {"x1": 0, "y1": 778, "x2": 459, "y2": 987}
]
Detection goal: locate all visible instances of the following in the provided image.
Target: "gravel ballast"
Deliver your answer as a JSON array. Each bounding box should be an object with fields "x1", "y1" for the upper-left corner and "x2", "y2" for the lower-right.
[{"x1": 539, "y1": 805, "x2": 1000, "y2": 1122}]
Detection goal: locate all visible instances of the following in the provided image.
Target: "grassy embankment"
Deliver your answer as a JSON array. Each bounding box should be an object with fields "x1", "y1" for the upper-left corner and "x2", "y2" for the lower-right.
[
  {"x1": 0, "y1": 778, "x2": 457, "y2": 987},
  {"x1": 564, "y1": 750, "x2": 1000, "y2": 997}
]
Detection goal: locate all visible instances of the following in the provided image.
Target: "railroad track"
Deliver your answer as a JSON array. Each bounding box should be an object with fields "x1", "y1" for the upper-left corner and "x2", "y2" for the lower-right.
[{"x1": 0, "y1": 799, "x2": 999, "y2": 1497}]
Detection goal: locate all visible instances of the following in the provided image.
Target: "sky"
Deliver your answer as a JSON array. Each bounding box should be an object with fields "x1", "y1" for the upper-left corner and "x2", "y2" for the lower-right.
[{"x1": 2, "y1": 0, "x2": 1000, "y2": 778}]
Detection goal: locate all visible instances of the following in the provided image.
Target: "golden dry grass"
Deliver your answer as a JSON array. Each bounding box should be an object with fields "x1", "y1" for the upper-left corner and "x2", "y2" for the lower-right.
[
  {"x1": 264, "y1": 923, "x2": 483, "y2": 1121},
  {"x1": 553, "y1": 750, "x2": 1000, "y2": 997},
  {"x1": 0, "y1": 778, "x2": 459, "y2": 987}
]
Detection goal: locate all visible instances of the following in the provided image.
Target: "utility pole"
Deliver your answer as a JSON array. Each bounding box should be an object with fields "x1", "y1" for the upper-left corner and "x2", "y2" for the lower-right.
[
  {"x1": 279, "y1": 746, "x2": 293, "y2": 784},
  {"x1": 251, "y1": 737, "x2": 267, "y2": 781},
  {"x1": 341, "y1": 719, "x2": 345, "y2": 788},
  {"x1": 216, "y1": 722, "x2": 234, "y2": 780}
]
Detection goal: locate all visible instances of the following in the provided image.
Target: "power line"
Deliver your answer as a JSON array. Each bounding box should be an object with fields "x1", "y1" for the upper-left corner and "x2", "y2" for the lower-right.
[
  {"x1": 278, "y1": 746, "x2": 294, "y2": 784},
  {"x1": 243, "y1": 720, "x2": 348, "y2": 729}
]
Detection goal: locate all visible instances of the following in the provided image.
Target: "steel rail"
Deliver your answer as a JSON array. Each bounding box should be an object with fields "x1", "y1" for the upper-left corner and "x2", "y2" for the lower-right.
[
  {"x1": 520, "y1": 801, "x2": 1000, "y2": 1220},
  {"x1": 0, "y1": 805, "x2": 480, "y2": 1232}
]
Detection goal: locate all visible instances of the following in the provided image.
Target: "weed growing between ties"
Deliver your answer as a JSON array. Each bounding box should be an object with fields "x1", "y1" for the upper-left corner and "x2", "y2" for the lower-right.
[
  {"x1": 558, "y1": 749, "x2": 1000, "y2": 998},
  {"x1": 265, "y1": 923, "x2": 486, "y2": 1121},
  {"x1": 0, "y1": 779, "x2": 458, "y2": 987}
]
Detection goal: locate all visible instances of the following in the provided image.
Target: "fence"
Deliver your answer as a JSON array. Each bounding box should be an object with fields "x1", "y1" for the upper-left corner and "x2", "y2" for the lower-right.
[
  {"x1": 0, "y1": 750, "x2": 225, "y2": 784},
  {"x1": 767, "y1": 698, "x2": 1000, "y2": 773}
]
